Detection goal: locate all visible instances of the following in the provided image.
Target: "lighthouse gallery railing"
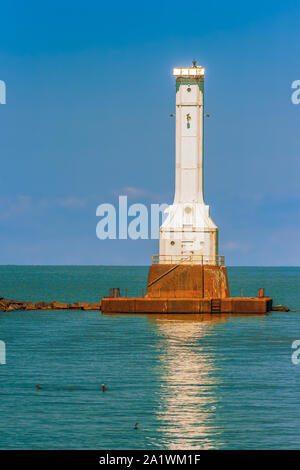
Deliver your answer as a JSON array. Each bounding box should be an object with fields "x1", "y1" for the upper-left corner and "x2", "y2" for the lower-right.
[{"x1": 152, "y1": 254, "x2": 225, "y2": 266}]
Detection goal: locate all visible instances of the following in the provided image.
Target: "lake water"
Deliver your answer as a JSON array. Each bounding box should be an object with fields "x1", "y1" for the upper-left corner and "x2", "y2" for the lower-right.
[{"x1": 0, "y1": 266, "x2": 300, "y2": 449}]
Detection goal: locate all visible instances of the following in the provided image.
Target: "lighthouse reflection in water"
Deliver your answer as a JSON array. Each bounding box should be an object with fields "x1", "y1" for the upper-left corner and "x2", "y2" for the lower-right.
[{"x1": 149, "y1": 314, "x2": 227, "y2": 449}]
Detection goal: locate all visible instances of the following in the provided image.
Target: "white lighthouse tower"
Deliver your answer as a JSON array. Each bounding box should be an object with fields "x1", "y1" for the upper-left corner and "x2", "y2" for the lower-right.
[
  {"x1": 101, "y1": 61, "x2": 273, "y2": 313},
  {"x1": 158, "y1": 62, "x2": 219, "y2": 265}
]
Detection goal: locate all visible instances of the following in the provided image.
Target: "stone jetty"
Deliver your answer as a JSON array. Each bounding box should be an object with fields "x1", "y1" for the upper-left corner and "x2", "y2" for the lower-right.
[{"x1": 0, "y1": 297, "x2": 101, "y2": 312}]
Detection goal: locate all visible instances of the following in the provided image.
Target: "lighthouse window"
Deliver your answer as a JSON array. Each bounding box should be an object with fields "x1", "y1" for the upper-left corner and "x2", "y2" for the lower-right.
[
  {"x1": 186, "y1": 113, "x2": 191, "y2": 129},
  {"x1": 187, "y1": 86, "x2": 191, "y2": 92},
  {"x1": 170, "y1": 241, "x2": 175, "y2": 246}
]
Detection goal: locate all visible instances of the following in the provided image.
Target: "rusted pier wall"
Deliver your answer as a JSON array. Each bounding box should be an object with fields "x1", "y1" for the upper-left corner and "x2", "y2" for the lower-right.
[
  {"x1": 146, "y1": 264, "x2": 230, "y2": 299},
  {"x1": 101, "y1": 296, "x2": 272, "y2": 314}
]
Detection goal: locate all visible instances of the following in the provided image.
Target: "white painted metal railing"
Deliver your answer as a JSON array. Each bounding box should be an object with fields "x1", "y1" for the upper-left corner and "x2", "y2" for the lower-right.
[{"x1": 152, "y1": 254, "x2": 225, "y2": 266}]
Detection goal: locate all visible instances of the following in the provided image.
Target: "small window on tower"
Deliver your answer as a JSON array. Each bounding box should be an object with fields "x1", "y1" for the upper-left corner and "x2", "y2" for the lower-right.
[{"x1": 186, "y1": 113, "x2": 191, "y2": 129}]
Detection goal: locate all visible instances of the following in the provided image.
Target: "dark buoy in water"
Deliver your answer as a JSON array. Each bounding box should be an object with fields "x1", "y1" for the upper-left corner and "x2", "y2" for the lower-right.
[
  {"x1": 101, "y1": 383, "x2": 107, "y2": 392},
  {"x1": 134, "y1": 422, "x2": 139, "y2": 430},
  {"x1": 36, "y1": 385, "x2": 42, "y2": 390}
]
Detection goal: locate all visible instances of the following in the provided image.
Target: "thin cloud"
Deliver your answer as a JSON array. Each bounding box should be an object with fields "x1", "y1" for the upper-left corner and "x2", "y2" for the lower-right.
[
  {"x1": 111, "y1": 186, "x2": 172, "y2": 203},
  {"x1": 0, "y1": 195, "x2": 32, "y2": 219},
  {"x1": 58, "y1": 197, "x2": 86, "y2": 209},
  {"x1": 113, "y1": 186, "x2": 150, "y2": 198},
  {"x1": 0, "y1": 195, "x2": 87, "y2": 219},
  {"x1": 223, "y1": 241, "x2": 251, "y2": 252},
  {"x1": 39, "y1": 196, "x2": 86, "y2": 209}
]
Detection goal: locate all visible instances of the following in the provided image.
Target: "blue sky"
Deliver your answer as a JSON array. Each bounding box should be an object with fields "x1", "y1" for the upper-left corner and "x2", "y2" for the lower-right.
[{"x1": 0, "y1": 0, "x2": 299, "y2": 265}]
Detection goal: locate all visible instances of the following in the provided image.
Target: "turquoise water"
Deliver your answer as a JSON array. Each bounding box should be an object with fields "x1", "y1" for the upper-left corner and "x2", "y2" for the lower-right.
[{"x1": 0, "y1": 266, "x2": 300, "y2": 449}]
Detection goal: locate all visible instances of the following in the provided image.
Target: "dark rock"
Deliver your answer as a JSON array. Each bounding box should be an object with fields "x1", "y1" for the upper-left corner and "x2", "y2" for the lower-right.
[
  {"x1": 272, "y1": 305, "x2": 290, "y2": 312},
  {"x1": 34, "y1": 301, "x2": 52, "y2": 310},
  {"x1": 0, "y1": 298, "x2": 11, "y2": 308},
  {"x1": 83, "y1": 302, "x2": 101, "y2": 310},
  {"x1": 0, "y1": 296, "x2": 101, "y2": 312},
  {"x1": 68, "y1": 302, "x2": 87, "y2": 310},
  {"x1": 50, "y1": 301, "x2": 69, "y2": 309},
  {"x1": 23, "y1": 302, "x2": 36, "y2": 310},
  {"x1": 67, "y1": 302, "x2": 101, "y2": 310},
  {"x1": 6, "y1": 303, "x2": 22, "y2": 312}
]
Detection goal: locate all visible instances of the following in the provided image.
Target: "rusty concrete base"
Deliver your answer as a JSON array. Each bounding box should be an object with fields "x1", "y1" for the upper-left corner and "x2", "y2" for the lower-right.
[
  {"x1": 146, "y1": 264, "x2": 230, "y2": 299},
  {"x1": 101, "y1": 296, "x2": 272, "y2": 314},
  {"x1": 101, "y1": 264, "x2": 272, "y2": 314}
]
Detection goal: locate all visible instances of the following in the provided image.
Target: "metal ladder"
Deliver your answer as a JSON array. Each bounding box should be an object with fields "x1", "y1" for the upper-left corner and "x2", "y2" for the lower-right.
[{"x1": 211, "y1": 299, "x2": 221, "y2": 313}]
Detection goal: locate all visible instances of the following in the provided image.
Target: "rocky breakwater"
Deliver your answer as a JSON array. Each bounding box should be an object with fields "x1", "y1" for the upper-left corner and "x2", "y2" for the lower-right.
[{"x1": 0, "y1": 297, "x2": 101, "y2": 312}]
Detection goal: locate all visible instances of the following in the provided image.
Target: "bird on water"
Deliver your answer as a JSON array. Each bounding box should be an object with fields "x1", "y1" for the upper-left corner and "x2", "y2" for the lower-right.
[
  {"x1": 36, "y1": 385, "x2": 42, "y2": 390},
  {"x1": 134, "y1": 422, "x2": 139, "y2": 430},
  {"x1": 101, "y1": 383, "x2": 107, "y2": 392}
]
